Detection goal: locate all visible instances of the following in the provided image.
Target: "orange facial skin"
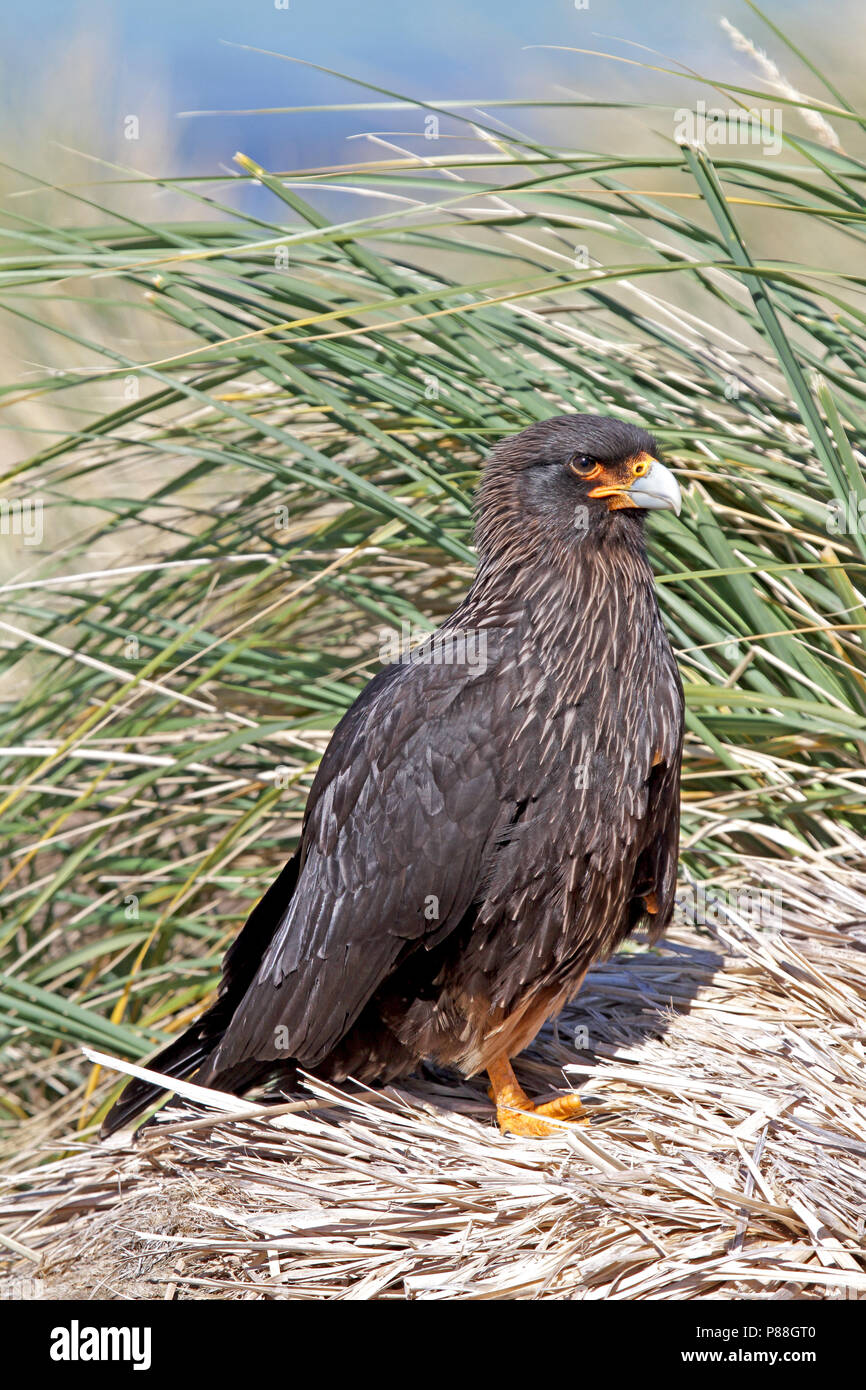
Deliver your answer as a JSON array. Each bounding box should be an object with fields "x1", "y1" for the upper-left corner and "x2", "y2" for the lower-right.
[{"x1": 583, "y1": 452, "x2": 658, "y2": 511}]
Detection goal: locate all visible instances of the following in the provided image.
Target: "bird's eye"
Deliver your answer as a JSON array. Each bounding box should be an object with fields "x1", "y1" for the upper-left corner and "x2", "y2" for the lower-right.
[{"x1": 569, "y1": 455, "x2": 602, "y2": 479}]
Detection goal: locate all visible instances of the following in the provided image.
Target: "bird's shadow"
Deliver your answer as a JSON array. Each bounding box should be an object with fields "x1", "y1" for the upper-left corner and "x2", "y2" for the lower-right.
[
  {"x1": 207, "y1": 931, "x2": 723, "y2": 1136},
  {"x1": 398, "y1": 932, "x2": 724, "y2": 1127}
]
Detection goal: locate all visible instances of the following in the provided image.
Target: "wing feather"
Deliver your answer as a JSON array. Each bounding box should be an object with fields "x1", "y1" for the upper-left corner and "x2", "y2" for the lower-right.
[{"x1": 200, "y1": 642, "x2": 509, "y2": 1078}]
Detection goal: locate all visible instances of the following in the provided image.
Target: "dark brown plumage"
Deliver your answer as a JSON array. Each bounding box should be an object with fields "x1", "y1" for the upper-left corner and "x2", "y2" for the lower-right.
[{"x1": 104, "y1": 414, "x2": 684, "y2": 1138}]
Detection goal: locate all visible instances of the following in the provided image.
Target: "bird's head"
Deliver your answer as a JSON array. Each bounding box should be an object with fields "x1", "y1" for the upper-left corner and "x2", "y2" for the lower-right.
[{"x1": 475, "y1": 414, "x2": 681, "y2": 560}]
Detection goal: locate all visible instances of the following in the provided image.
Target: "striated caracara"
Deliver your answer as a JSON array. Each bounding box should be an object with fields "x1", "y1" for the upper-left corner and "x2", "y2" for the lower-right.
[{"x1": 104, "y1": 414, "x2": 684, "y2": 1138}]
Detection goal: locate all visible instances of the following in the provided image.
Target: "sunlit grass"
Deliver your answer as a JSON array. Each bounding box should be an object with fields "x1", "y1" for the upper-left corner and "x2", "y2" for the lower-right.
[{"x1": 1, "y1": 30, "x2": 865, "y2": 1141}]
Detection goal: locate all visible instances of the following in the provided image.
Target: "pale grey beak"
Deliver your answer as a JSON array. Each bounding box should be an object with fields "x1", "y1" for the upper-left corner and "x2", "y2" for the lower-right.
[{"x1": 627, "y1": 459, "x2": 682, "y2": 516}]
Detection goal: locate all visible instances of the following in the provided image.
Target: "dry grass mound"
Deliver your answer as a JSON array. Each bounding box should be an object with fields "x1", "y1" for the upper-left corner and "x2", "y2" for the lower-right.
[{"x1": 2, "y1": 857, "x2": 866, "y2": 1301}]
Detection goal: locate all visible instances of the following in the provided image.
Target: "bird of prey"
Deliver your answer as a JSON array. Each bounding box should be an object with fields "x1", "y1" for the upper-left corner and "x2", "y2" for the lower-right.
[{"x1": 104, "y1": 414, "x2": 684, "y2": 1138}]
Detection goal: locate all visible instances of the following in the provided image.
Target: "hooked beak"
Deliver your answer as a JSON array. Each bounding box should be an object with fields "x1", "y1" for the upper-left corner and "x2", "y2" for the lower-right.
[{"x1": 622, "y1": 456, "x2": 682, "y2": 516}]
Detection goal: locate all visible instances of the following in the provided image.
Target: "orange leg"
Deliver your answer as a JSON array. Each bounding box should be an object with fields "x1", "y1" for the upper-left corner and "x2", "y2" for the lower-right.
[{"x1": 486, "y1": 1053, "x2": 586, "y2": 1137}]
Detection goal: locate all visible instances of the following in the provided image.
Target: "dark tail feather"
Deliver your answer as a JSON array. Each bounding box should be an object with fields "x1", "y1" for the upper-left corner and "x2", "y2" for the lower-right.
[
  {"x1": 100, "y1": 1023, "x2": 213, "y2": 1136},
  {"x1": 100, "y1": 1023, "x2": 287, "y2": 1136},
  {"x1": 101, "y1": 850, "x2": 302, "y2": 1137}
]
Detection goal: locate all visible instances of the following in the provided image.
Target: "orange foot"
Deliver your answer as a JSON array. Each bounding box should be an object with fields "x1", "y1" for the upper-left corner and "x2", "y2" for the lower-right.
[{"x1": 487, "y1": 1054, "x2": 587, "y2": 1137}]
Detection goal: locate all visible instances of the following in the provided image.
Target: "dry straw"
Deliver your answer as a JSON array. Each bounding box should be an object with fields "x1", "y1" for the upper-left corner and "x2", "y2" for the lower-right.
[{"x1": 2, "y1": 855, "x2": 864, "y2": 1300}]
